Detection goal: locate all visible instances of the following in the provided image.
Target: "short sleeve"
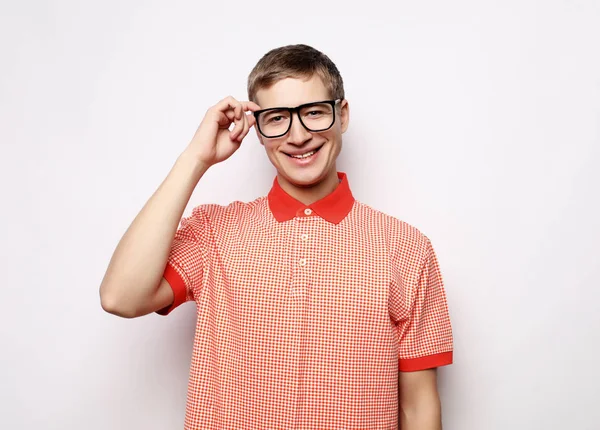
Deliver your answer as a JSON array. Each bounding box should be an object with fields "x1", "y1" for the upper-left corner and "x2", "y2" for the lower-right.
[
  {"x1": 156, "y1": 206, "x2": 211, "y2": 316},
  {"x1": 397, "y1": 239, "x2": 454, "y2": 371}
]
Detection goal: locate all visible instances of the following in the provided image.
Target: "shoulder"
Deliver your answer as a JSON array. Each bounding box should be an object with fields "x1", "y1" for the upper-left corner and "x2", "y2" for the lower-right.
[
  {"x1": 352, "y1": 200, "x2": 433, "y2": 260},
  {"x1": 188, "y1": 196, "x2": 269, "y2": 227}
]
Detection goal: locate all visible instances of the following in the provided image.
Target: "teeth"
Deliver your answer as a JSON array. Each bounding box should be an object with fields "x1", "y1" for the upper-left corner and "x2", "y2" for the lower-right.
[{"x1": 291, "y1": 150, "x2": 316, "y2": 159}]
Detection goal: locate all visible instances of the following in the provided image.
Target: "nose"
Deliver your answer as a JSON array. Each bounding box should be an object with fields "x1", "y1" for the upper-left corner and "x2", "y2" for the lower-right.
[{"x1": 287, "y1": 112, "x2": 312, "y2": 146}]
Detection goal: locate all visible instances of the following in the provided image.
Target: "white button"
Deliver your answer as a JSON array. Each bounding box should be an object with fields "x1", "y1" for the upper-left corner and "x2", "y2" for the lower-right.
[
  {"x1": 301, "y1": 234, "x2": 309, "y2": 241},
  {"x1": 299, "y1": 258, "x2": 306, "y2": 266},
  {"x1": 304, "y1": 208, "x2": 312, "y2": 216}
]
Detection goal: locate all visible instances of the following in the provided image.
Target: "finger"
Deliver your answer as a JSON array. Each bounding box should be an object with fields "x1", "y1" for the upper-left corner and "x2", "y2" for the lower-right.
[
  {"x1": 215, "y1": 110, "x2": 232, "y2": 128},
  {"x1": 215, "y1": 96, "x2": 243, "y2": 120},
  {"x1": 230, "y1": 116, "x2": 244, "y2": 141},
  {"x1": 247, "y1": 112, "x2": 256, "y2": 128},
  {"x1": 237, "y1": 113, "x2": 250, "y2": 142},
  {"x1": 233, "y1": 113, "x2": 247, "y2": 142},
  {"x1": 224, "y1": 109, "x2": 236, "y2": 122},
  {"x1": 241, "y1": 101, "x2": 262, "y2": 112}
]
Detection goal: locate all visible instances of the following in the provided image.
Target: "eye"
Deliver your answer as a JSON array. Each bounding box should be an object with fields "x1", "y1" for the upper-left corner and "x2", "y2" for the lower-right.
[
  {"x1": 301, "y1": 104, "x2": 331, "y2": 118},
  {"x1": 263, "y1": 110, "x2": 289, "y2": 124}
]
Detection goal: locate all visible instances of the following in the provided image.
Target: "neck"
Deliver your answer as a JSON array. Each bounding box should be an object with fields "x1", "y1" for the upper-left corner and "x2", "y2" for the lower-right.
[{"x1": 277, "y1": 169, "x2": 339, "y2": 206}]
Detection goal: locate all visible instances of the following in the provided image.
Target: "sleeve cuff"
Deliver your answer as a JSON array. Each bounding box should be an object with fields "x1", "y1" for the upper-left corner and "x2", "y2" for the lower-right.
[
  {"x1": 155, "y1": 262, "x2": 188, "y2": 316},
  {"x1": 399, "y1": 351, "x2": 453, "y2": 372}
]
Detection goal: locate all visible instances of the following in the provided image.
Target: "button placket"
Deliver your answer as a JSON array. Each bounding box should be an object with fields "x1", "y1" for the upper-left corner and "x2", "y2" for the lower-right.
[
  {"x1": 295, "y1": 216, "x2": 316, "y2": 299},
  {"x1": 291, "y1": 218, "x2": 309, "y2": 298},
  {"x1": 298, "y1": 222, "x2": 310, "y2": 269},
  {"x1": 286, "y1": 221, "x2": 305, "y2": 423}
]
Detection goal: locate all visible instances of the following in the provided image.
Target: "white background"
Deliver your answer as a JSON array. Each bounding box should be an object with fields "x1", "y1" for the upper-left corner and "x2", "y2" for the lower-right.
[{"x1": 1, "y1": 1, "x2": 599, "y2": 429}]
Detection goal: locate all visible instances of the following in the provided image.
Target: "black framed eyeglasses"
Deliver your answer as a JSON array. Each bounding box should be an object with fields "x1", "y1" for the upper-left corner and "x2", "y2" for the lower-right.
[{"x1": 253, "y1": 99, "x2": 342, "y2": 138}]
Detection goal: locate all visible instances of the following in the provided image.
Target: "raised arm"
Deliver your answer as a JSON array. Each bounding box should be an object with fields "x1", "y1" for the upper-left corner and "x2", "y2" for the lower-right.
[{"x1": 99, "y1": 97, "x2": 260, "y2": 318}]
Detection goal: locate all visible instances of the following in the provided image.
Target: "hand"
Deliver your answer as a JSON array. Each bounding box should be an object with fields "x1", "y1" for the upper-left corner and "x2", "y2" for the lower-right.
[{"x1": 184, "y1": 96, "x2": 261, "y2": 169}]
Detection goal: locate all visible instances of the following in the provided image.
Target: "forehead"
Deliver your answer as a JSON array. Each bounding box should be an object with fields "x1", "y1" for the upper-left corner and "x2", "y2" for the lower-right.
[{"x1": 255, "y1": 75, "x2": 330, "y2": 109}]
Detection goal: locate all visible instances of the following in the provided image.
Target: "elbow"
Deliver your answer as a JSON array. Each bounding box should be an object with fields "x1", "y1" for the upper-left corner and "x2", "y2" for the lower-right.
[
  {"x1": 99, "y1": 285, "x2": 137, "y2": 319},
  {"x1": 399, "y1": 394, "x2": 442, "y2": 428}
]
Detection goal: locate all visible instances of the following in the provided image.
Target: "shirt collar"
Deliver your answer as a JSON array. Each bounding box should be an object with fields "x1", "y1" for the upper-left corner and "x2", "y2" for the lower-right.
[{"x1": 267, "y1": 172, "x2": 355, "y2": 224}]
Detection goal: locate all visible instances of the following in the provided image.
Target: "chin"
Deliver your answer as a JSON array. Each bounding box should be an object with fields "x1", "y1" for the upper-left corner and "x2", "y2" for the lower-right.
[{"x1": 280, "y1": 166, "x2": 331, "y2": 188}]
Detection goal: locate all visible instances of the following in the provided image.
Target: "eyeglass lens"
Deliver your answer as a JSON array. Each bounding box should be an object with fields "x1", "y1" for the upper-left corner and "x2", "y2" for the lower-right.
[{"x1": 257, "y1": 102, "x2": 334, "y2": 137}]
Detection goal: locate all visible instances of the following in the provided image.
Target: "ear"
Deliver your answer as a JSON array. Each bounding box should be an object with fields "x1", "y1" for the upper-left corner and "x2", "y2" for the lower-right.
[
  {"x1": 254, "y1": 127, "x2": 265, "y2": 145},
  {"x1": 339, "y1": 99, "x2": 350, "y2": 134}
]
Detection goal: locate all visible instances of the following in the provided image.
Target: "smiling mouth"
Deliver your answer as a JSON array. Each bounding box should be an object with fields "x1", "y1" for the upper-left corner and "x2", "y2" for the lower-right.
[{"x1": 284, "y1": 144, "x2": 324, "y2": 159}]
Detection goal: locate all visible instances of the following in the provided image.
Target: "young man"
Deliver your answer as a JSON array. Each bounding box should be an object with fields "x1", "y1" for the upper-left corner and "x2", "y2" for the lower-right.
[{"x1": 100, "y1": 44, "x2": 453, "y2": 429}]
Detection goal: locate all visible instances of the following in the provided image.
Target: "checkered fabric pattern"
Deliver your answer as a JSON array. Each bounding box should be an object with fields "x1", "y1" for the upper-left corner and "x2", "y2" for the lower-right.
[{"x1": 158, "y1": 172, "x2": 453, "y2": 429}]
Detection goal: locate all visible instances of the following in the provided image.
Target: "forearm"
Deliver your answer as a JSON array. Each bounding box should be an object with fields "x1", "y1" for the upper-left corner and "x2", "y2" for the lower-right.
[{"x1": 99, "y1": 150, "x2": 208, "y2": 314}]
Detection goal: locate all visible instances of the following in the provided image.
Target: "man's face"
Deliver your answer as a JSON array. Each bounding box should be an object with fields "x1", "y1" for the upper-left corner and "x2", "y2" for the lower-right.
[{"x1": 254, "y1": 75, "x2": 349, "y2": 188}]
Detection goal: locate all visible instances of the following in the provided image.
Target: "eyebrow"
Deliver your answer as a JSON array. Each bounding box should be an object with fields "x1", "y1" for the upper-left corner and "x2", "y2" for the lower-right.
[{"x1": 256, "y1": 100, "x2": 334, "y2": 112}]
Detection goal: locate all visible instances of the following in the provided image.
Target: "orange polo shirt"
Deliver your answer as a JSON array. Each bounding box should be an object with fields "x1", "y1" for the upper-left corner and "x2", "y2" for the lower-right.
[{"x1": 158, "y1": 171, "x2": 453, "y2": 429}]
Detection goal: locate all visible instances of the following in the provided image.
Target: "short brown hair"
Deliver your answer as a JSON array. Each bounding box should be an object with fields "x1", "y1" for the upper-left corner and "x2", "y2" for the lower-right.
[{"x1": 247, "y1": 44, "x2": 345, "y2": 104}]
